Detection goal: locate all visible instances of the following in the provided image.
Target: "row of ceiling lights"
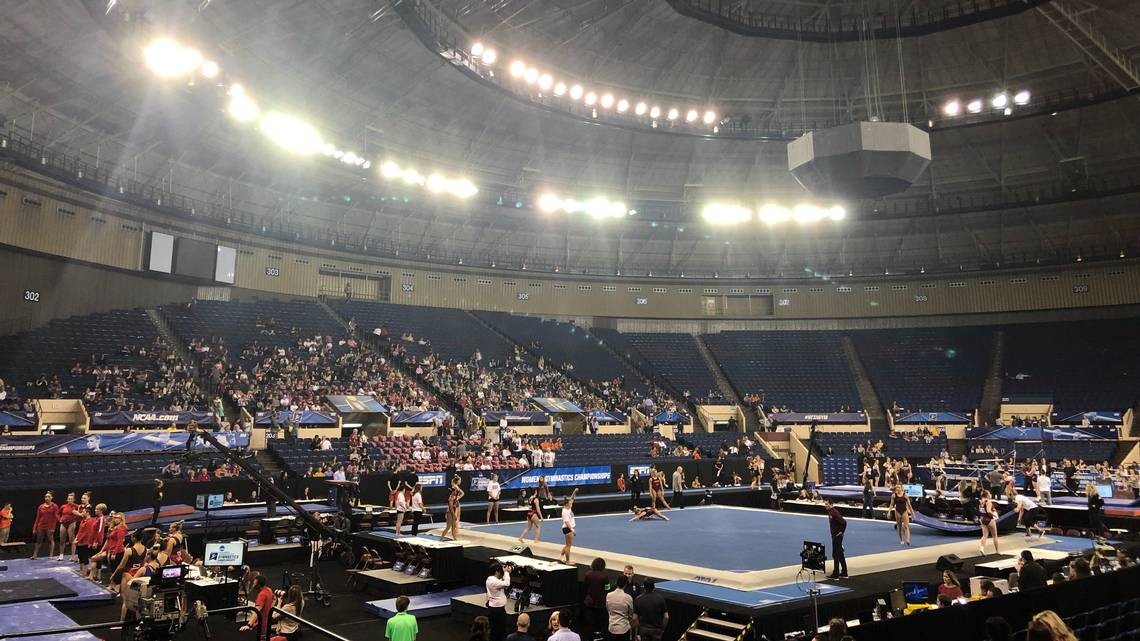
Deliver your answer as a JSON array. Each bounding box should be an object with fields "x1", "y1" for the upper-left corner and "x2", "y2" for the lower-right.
[
  {"x1": 469, "y1": 42, "x2": 719, "y2": 130},
  {"x1": 702, "y1": 203, "x2": 847, "y2": 226},
  {"x1": 942, "y1": 90, "x2": 1031, "y2": 117}
]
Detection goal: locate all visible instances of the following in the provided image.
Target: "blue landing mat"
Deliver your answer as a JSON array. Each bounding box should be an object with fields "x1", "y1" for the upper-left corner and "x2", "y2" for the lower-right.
[
  {"x1": 0, "y1": 559, "x2": 114, "y2": 604},
  {"x1": 656, "y1": 580, "x2": 851, "y2": 608},
  {"x1": 0, "y1": 602, "x2": 101, "y2": 641},
  {"x1": 470, "y1": 506, "x2": 960, "y2": 572},
  {"x1": 365, "y1": 585, "x2": 484, "y2": 618}
]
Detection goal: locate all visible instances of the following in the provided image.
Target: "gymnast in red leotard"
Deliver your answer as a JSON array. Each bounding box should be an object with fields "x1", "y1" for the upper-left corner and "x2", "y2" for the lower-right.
[
  {"x1": 890, "y1": 485, "x2": 913, "y2": 546},
  {"x1": 978, "y1": 490, "x2": 1000, "y2": 556}
]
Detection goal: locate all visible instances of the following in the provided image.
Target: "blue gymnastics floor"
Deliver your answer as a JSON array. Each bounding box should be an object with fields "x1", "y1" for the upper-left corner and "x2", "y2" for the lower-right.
[
  {"x1": 469, "y1": 505, "x2": 957, "y2": 572},
  {"x1": 0, "y1": 602, "x2": 101, "y2": 641},
  {"x1": 656, "y1": 580, "x2": 851, "y2": 608},
  {"x1": 0, "y1": 559, "x2": 114, "y2": 604}
]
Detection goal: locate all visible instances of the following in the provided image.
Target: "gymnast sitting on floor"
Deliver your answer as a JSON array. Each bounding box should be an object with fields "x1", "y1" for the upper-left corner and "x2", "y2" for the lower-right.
[{"x1": 630, "y1": 506, "x2": 670, "y2": 521}]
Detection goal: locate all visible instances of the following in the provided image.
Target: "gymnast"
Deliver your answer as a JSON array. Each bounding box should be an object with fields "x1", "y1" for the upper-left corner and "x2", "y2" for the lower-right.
[{"x1": 629, "y1": 506, "x2": 670, "y2": 521}]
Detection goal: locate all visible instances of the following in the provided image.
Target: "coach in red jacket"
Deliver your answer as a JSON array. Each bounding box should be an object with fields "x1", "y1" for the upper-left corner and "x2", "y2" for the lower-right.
[{"x1": 32, "y1": 491, "x2": 59, "y2": 559}]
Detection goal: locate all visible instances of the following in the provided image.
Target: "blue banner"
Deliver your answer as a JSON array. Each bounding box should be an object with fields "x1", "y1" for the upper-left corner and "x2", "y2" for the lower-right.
[
  {"x1": 1050, "y1": 411, "x2": 1124, "y2": 426},
  {"x1": 0, "y1": 411, "x2": 35, "y2": 427},
  {"x1": 255, "y1": 410, "x2": 338, "y2": 426},
  {"x1": 389, "y1": 410, "x2": 450, "y2": 427},
  {"x1": 0, "y1": 431, "x2": 248, "y2": 456},
  {"x1": 89, "y1": 411, "x2": 215, "y2": 427},
  {"x1": 895, "y1": 411, "x2": 972, "y2": 424},
  {"x1": 482, "y1": 411, "x2": 549, "y2": 426},
  {"x1": 653, "y1": 411, "x2": 691, "y2": 425},
  {"x1": 771, "y1": 412, "x2": 866, "y2": 424},
  {"x1": 968, "y1": 426, "x2": 1118, "y2": 441},
  {"x1": 967, "y1": 426, "x2": 1042, "y2": 440},
  {"x1": 531, "y1": 397, "x2": 585, "y2": 413},
  {"x1": 326, "y1": 395, "x2": 386, "y2": 413},
  {"x1": 589, "y1": 410, "x2": 627, "y2": 425},
  {"x1": 500, "y1": 466, "x2": 612, "y2": 489}
]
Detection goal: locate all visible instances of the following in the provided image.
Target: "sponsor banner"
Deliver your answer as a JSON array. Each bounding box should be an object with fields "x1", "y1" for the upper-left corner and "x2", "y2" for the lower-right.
[
  {"x1": 389, "y1": 410, "x2": 450, "y2": 427},
  {"x1": 1050, "y1": 411, "x2": 1124, "y2": 426},
  {"x1": 894, "y1": 411, "x2": 972, "y2": 424},
  {"x1": 589, "y1": 410, "x2": 627, "y2": 425},
  {"x1": 0, "y1": 411, "x2": 35, "y2": 427},
  {"x1": 500, "y1": 466, "x2": 612, "y2": 490},
  {"x1": 89, "y1": 411, "x2": 216, "y2": 427},
  {"x1": 653, "y1": 411, "x2": 691, "y2": 425},
  {"x1": 418, "y1": 472, "x2": 447, "y2": 488},
  {"x1": 468, "y1": 471, "x2": 496, "y2": 492},
  {"x1": 967, "y1": 426, "x2": 1118, "y2": 441},
  {"x1": 326, "y1": 395, "x2": 386, "y2": 414},
  {"x1": 771, "y1": 412, "x2": 866, "y2": 424},
  {"x1": 482, "y1": 411, "x2": 549, "y2": 426},
  {"x1": 0, "y1": 431, "x2": 248, "y2": 456},
  {"x1": 967, "y1": 426, "x2": 1043, "y2": 440},
  {"x1": 255, "y1": 410, "x2": 337, "y2": 426},
  {"x1": 531, "y1": 397, "x2": 585, "y2": 413},
  {"x1": 627, "y1": 463, "x2": 652, "y2": 478}
]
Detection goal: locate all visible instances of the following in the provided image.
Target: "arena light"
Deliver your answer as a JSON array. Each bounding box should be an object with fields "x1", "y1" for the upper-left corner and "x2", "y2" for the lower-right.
[
  {"x1": 942, "y1": 100, "x2": 961, "y2": 116},
  {"x1": 509, "y1": 60, "x2": 526, "y2": 78},
  {"x1": 685, "y1": 109, "x2": 698, "y2": 123},
  {"x1": 991, "y1": 92, "x2": 1009, "y2": 109},
  {"x1": 569, "y1": 84, "x2": 584, "y2": 100},
  {"x1": 600, "y1": 93, "x2": 614, "y2": 109},
  {"x1": 650, "y1": 106, "x2": 661, "y2": 119},
  {"x1": 200, "y1": 60, "x2": 219, "y2": 79},
  {"x1": 584, "y1": 91, "x2": 597, "y2": 106},
  {"x1": 759, "y1": 204, "x2": 791, "y2": 225},
  {"x1": 553, "y1": 82, "x2": 567, "y2": 96},
  {"x1": 617, "y1": 99, "x2": 629, "y2": 113},
  {"x1": 471, "y1": 42, "x2": 485, "y2": 57},
  {"x1": 380, "y1": 161, "x2": 402, "y2": 179},
  {"x1": 226, "y1": 86, "x2": 258, "y2": 122},
  {"x1": 702, "y1": 203, "x2": 752, "y2": 225},
  {"x1": 966, "y1": 99, "x2": 984, "y2": 114},
  {"x1": 524, "y1": 67, "x2": 539, "y2": 84},
  {"x1": 829, "y1": 205, "x2": 847, "y2": 221},
  {"x1": 537, "y1": 192, "x2": 562, "y2": 212},
  {"x1": 259, "y1": 112, "x2": 322, "y2": 154},
  {"x1": 538, "y1": 73, "x2": 553, "y2": 91},
  {"x1": 703, "y1": 110, "x2": 716, "y2": 125},
  {"x1": 1013, "y1": 89, "x2": 1031, "y2": 105},
  {"x1": 481, "y1": 49, "x2": 497, "y2": 65},
  {"x1": 634, "y1": 102, "x2": 647, "y2": 115},
  {"x1": 666, "y1": 108, "x2": 679, "y2": 121},
  {"x1": 143, "y1": 38, "x2": 204, "y2": 78},
  {"x1": 536, "y1": 192, "x2": 627, "y2": 218}
]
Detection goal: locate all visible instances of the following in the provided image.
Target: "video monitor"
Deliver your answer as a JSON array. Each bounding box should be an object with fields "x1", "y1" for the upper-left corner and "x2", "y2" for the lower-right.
[
  {"x1": 155, "y1": 564, "x2": 188, "y2": 588},
  {"x1": 195, "y1": 494, "x2": 225, "y2": 510},
  {"x1": 888, "y1": 588, "x2": 906, "y2": 614},
  {"x1": 903, "y1": 484, "x2": 925, "y2": 498},
  {"x1": 203, "y1": 540, "x2": 245, "y2": 567},
  {"x1": 902, "y1": 581, "x2": 930, "y2": 604}
]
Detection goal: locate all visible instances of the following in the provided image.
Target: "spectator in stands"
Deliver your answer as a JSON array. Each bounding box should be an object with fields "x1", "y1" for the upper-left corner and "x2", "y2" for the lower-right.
[
  {"x1": 31, "y1": 491, "x2": 59, "y2": 559},
  {"x1": 977, "y1": 579, "x2": 1002, "y2": 598},
  {"x1": 634, "y1": 578, "x2": 667, "y2": 641},
  {"x1": 504, "y1": 613, "x2": 534, "y2": 641},
  {"x1": 815, "y1": 618, "x2": 854, "y2": 641},
  {"x1": 1026, "y1": 610, "x2": 1078, "y2": 641},
  {"x1": 385, "y1": 595, "x2": 418, "y2": 641},
  {"x1": 0, "y1": 502, "x2": 11, "y2": 544},
  {"x1": 547, "y1": 611, "x2": 579, "y2": 641},
  {"x1": 606, "y1": 574, "x2": 636, "y2": 641},
  {"x1": 937, "y1": 571, "x2": 963, "y2": 601},
  {"x1": 1067, "y1": 557, "x2": 1092, "y2": 580},
  {"x1": 985, "y1": 616, "x2": 1012, "y2": 641}
]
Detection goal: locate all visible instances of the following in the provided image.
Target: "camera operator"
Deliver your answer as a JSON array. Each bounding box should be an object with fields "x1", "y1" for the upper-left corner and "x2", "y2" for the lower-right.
[
  {"x1": 272, "y1": 585, "x2": 304, "y2": 641},
  {"x1": 485, "y1": 562, "x2": 512, "y2": 641}
]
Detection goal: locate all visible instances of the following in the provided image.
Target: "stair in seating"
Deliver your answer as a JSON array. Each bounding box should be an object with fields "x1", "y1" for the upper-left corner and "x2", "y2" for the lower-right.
[{"x1": 682, "y1": 610, "x2": 751, "y2": 641}]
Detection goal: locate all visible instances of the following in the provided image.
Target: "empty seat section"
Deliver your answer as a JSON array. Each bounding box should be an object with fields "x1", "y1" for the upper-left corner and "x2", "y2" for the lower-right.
[{"x1": 852, "y1": 327, "x2": 990, "y2": 413}]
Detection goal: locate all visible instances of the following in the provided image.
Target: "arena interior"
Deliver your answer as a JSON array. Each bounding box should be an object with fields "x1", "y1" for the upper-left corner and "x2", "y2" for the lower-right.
[{"x1": 2, "y1": 1, "x2": 1140, "y2": 641}]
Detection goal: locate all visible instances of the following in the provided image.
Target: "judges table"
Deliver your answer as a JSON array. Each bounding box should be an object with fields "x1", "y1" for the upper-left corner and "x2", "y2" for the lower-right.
[
  {"x1": 493, "y1": 554, "x2": 579, "y2": 607},
  {"x1": 185, "y1": 575, "x2": 241, "y2": 610}
]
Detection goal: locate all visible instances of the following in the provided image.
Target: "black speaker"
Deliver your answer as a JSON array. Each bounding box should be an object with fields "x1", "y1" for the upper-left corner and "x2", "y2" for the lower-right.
[
  {"x1": 936, "y1": 554, "x2": 964, "y2": 572},
  {"x1": 509, "y1": 544, "x2": 533, "y2": 557}
]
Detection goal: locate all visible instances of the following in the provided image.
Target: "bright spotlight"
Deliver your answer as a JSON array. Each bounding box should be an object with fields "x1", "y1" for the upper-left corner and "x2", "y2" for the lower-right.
[
  {"x1": 538, "y1": 73, "x2": 553, "y2": 90},
  {"x1": 829, "y1": 205, "x2": 847, "y2": 221},
  {"x1": 553, "y1": 82, "x2": 567, "y2": 96},
  {"x1": 427, "y1": 174, "x2": 447, "y2": 193},
  {"x1": 634, "y1": 102, "x2": 647, "y2": 115},
  {"x1": 538, "y1": 193, "x2": 562, "y2": 212},
  {"x1": 991, "y1": 92, "x2": 1008, "y2": 109},
  {"x1": 401, "y1": 168, "x2": 425, "y2": 186},
  {"x1": 942, "y1": 100, "x2": 961, "y2": 116},
  {"x1": 226, "y1": 88, "x2": 258, "y2": 122},
  {"x1": 448, "y1": 178, "x2": 478, "y2": 198},
  {"x1": 200, "y1": 60, "x2": 219, "y2": 79},
  {"x1": 570, "y1": 84, "x2": 584, "y2": 100},
  {"x1": 1013, "y1": 89, "x2": 1030, "y2": 105},
  {"x1": 966, "y1": 99, "x2": 983, "y2": 114},
  {"x1": 617, "y1": 99, "x2": 629, "y2": 112},
  {"x1": 380, "y1": 161, "x2": 402, "y2": 179},
  {"x1": 259, "y1": 112, "x2": 322, "y2": 154},
  {"x1": 143, "y1": 38, "x2": 204, "y2": 78},
  {"x1": 481, "y1": 49, "x2": 497, "y2": 65},
  {"x1": 471, "y1": 42, "x2": 485, "y2": 57},
  {"x1": 584, "y1": 91, "x2": 597, "y2": 106},
  {"x1": 793, "y1": 204, "x2": 827, "y2": 223},
  {"x1": 600, "y1": 93, "x2": 614, "y2": 108},
  {"x1": 685, "y1": 109, "x2": 698, "y2": 123},
  {"x1": 759, "y1": 204, "x2": 790, "y2": 225},
  {"x1": 702, "y1": 203, "x2": 752, "y2": 225},
  {"x1": 524, "y1": 67, "x2": 539, "y2": 84},
  {"x1": 666, "y1": 108, "x2": 679, "y2": 121},
  {"x1": 649, "y1": 106, "x2": 661, "y2": 119},
  {"x1": 509, "y1": 60, "x2": 526, "y2": 78},
  {"x1": 703, "y1": 110, "x2": 716, "y2": 125}
]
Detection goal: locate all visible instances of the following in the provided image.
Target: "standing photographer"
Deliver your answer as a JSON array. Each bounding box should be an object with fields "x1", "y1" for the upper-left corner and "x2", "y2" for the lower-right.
[
  {"x1": 825, "y1": 500, "x2": 848, "y2": 579},
  {"x1": 485, "y1": 562, "x2": 512, "y2": 641}
]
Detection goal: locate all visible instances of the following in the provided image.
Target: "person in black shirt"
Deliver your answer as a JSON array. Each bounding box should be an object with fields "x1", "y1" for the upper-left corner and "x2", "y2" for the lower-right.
[
  {"x1": 825, "y1": 500, "x2": 848, "y2": 578},
  {"x1": 503, "y1": 612, "x2": 535, "y2": 641},
  {"x1": 634, "y1": 579, "x2": 668, "y2": 641},
  {"x1": 1086, "y1": 484, "x2": 1105, "y2": 539},
  {"x1": 1016, "y1": 550, "x2": 1047, "y2": 591},
  {"x1": 150, "y1": 479, "x2": 164, "y2": 526},
  {"x1": 861, "y1": 480, "x2": 874, "y2": 519},
  {"x1": 629, "y1": 470, "x2": 643, "y2": 509}
]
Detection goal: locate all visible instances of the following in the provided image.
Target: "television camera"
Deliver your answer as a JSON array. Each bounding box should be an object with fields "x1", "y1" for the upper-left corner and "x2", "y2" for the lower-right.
[{"x1": 125, "y1": 565, "x2": 191, "y2": 641}]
